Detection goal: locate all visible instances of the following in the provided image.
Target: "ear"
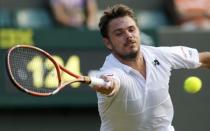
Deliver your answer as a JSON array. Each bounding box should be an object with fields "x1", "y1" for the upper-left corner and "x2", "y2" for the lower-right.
[{"x1": 103, "y1": 37, "x2": 112, "y2": 50}]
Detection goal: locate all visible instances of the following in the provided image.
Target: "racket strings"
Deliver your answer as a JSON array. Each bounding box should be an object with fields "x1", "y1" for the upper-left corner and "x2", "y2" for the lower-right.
[{"x1": 9, "y1": 47, "x2": 59, "y2": 94}]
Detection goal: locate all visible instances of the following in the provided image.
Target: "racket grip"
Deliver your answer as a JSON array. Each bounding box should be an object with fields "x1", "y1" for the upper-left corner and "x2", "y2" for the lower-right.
[{"x1": 89, "y1": 77, "x2": 111, "y2": 87}]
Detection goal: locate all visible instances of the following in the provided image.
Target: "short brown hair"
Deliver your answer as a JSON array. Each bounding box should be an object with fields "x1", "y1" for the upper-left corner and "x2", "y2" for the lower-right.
[{"x1": 99, "y1": 4, "x2": 138, "y2": 38}]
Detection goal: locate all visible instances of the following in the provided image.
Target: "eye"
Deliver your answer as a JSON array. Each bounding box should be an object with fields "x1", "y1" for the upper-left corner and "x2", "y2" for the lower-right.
[
  {"x1": 115, "y1": 31, "x2": 123, "y2": 36},
  {"x1": 129, "y1": 27, "x2": 135, "y2": 32}
]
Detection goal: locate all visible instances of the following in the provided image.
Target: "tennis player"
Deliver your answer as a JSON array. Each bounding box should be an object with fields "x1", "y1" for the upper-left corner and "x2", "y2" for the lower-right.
[{"x1": 92, "y1": 4, "x2": 210, "y2": 131}]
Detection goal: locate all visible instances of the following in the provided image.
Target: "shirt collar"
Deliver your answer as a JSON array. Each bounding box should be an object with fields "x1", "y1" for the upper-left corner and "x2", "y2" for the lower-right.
[{"x1": 107, "y1": 54, "x2": 138, "y2": 74}]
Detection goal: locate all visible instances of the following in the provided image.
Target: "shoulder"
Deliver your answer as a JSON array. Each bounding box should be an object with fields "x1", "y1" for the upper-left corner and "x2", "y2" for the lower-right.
[
  {"x1": 141, "y1": 45, "x2": 165, "y2": 54},
  {"x1": 100, "y1": 54, "x2": 122, "y2": 69},
  {"x1": 141, "y1": 45, "x2": 166, "y2": 57},
  {"x1": 142, "y1": 45, "x2": 170, "y2": 53},
  {"x1": 142, "y1": 45, "x2": 186, "y2": 57},
  {"x1": 141, "y1": 45, "x2": 174, "y2": 66}
]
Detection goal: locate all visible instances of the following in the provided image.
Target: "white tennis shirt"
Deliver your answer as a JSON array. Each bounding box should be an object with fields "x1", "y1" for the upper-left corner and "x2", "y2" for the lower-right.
[{"x1": 96, "y1": 45, "x2": 201, "y2": 131}]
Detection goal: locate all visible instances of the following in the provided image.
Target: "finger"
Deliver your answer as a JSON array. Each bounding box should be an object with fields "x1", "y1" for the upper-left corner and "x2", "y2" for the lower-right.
[{"x1": 100, "y1": 75, "x2": 110, "y2": 82}]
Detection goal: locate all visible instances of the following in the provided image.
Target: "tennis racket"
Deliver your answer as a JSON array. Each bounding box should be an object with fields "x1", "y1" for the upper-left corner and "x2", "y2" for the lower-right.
[{"x1": 7, "y1": 45, "x2": 110, "y2": 96}]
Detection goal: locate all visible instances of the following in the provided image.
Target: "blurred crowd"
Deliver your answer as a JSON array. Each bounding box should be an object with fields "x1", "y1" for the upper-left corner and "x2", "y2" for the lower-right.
[
  {"x1": 173, "y1": 0, "x2": 210, "y2": 30},
  {"x1": 0, "y1": 0, "x2": 210, "y2": 31},
  {"x1": 50, "y1": 0, "x2": 98, "y2": 30}
]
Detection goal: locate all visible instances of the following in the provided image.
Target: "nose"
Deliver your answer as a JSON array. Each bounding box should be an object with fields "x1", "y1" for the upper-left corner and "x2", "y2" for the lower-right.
[{"x1": 125, "y1": 31, "x2": 133, "y2": 39}]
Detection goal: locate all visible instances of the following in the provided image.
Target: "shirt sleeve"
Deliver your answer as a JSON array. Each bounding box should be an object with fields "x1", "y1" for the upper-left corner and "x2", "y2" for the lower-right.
[{"x1": 157, "y1": 46, "x2": 201, "y2": 69}]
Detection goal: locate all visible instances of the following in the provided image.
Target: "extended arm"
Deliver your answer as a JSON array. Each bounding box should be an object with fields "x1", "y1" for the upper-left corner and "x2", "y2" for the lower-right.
[{"x1": 199, "y1": 52, "x2": 210, "y2": 68}]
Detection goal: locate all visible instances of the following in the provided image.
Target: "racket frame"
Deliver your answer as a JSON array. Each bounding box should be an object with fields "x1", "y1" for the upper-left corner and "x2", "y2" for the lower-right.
[{"x1": 7, "y1": 45, "x2": 91, "y2": 96}]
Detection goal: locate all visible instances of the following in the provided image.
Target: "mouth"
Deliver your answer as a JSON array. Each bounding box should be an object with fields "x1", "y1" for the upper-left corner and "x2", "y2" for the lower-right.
[{"x1": 124, "y1": 39, "x2": 136, "y2": 47}]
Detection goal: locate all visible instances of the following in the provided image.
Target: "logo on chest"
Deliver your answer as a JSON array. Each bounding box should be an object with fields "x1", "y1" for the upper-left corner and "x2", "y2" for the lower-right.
[{"x1": 153, "y1": 59, "x2": 160, "y2": 67}]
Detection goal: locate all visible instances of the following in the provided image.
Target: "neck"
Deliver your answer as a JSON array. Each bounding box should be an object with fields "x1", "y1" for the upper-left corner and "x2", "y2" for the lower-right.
[
  {"x1": 116, "y1": 52, "x2": 146, "y2": 79},
  {"x1": 117, "y1": 52, "x2": 144, "y2": 70}
]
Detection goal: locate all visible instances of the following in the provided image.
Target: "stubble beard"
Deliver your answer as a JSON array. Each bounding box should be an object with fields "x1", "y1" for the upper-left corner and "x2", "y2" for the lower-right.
[
  {"x1": 113, "y1": 47, "x2": 139, "y2": 61},
  {"x1": 109, "y1": 39, "x2": 140, "y2": 61},
  {"x1": 119, "y1": 50, "x2": 139, "y2": 60}
]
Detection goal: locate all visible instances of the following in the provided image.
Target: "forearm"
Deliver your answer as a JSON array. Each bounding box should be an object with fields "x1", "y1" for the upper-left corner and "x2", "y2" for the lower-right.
[{"x1": 199, "y1": 52, "x2": 210, "y2": 68}]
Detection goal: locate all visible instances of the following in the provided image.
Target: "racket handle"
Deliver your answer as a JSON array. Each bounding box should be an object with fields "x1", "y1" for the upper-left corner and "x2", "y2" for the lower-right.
[{"x1": 89, "y1": 77, "x2": 111, "y2": 87}]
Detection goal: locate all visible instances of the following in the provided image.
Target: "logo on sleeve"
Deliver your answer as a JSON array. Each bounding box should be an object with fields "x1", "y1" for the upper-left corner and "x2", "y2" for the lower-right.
[
  {"x1": 181, "y1": 46, "x2": 187, "y2": 58},
  {"x1": 106, "y1": 74, "x2": 114, "y2": 76},
  {"x1": 188, "y1": 50, "x2": 193, "y2": 58}
]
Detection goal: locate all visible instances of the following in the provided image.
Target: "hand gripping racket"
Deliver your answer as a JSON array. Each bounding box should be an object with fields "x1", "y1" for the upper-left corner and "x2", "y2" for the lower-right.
[{"x1": 7, "y1": 45, "x2": 109, "y2": 96}]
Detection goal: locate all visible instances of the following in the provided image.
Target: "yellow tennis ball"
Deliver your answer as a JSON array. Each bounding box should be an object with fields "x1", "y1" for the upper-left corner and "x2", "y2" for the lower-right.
[{"x1": 184, "y1": 76, "x2": 202, "y2": 94}]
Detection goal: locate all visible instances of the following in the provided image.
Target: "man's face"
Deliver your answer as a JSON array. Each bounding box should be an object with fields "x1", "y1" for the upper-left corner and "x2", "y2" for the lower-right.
[{"x1": 104, "y1": 16, "x2": 141, "y2": 60}]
